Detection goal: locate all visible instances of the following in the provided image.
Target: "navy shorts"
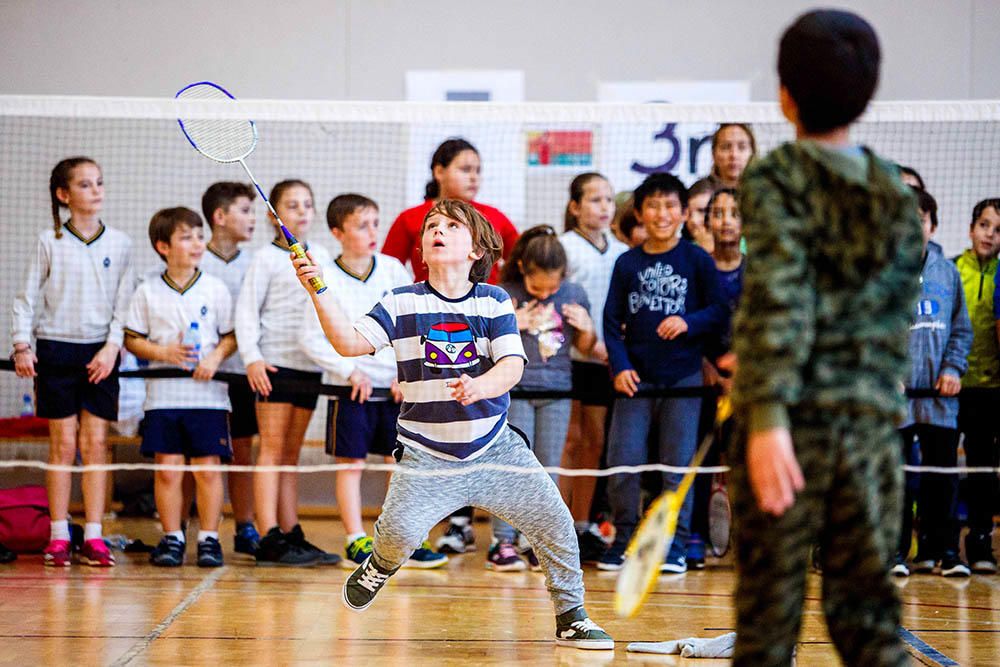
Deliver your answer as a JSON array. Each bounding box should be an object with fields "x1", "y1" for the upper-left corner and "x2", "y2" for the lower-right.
[
  {"x1": 34, "y1": 339, "x2": 120, "y2": 421},
  {"x1": 257, "y1": 367, "x2": 320, "y2": 410},
  {"x1": 326, "y1": 398, "x2": 400, "y2": 459},
  {"x1": 571, "y1": 361, "x2": 614, "y2": 407},
  {"x1": 228, "y1": 378, "x2": 259, "y2": 440},
  {"x1": 140, "y1": 409, "x2": 232, "y2": 461}
]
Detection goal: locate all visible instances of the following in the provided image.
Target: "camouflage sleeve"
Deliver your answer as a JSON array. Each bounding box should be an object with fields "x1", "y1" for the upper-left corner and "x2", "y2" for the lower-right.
[{"x1": 732, "y1": 164, "x2": 816, "y2": 433}]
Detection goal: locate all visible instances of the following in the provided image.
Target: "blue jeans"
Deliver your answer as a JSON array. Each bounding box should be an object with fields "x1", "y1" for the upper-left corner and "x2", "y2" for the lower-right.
[
  {"x1": 606, "y1": 372, "x2": 702, "y2": 559},
  {"x1": 492, "y1": 398, "x2": 572, "y2": 543}
]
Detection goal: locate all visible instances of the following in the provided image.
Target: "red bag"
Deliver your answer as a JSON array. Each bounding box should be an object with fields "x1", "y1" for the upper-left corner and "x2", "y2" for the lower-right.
[{"x1": 0, "y1": 485, "x2": 50, "y2": 553}]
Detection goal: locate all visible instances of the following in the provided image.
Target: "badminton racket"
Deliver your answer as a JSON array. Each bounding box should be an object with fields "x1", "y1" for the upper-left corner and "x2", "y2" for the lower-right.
[
  {"x1": 614, "y1": 394, "x2": 731, "y2": 618},
  {"x1": 174, "y1": 81, "x2": 326, "y2": 293}
]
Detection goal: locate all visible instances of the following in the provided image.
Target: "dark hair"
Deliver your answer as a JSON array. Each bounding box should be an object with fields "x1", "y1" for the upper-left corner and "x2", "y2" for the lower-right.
[
  {"x1": 899, "y1": 165, "x2": 926, "y2": 189},
  {"x1": 425, "y1": 138, "x2": 479, "y2": 200},
  {"x1": 705, "y1": 188, "x2": 740, "y2": 220},
  {"x1": 613, "y1": 194, "x2": 639, "y2": 242},
  {"x1": 971, "y1": 198, "x2": 1000, "y2": 229},
  {"x1": 149, "y1": 207, "x2": 203, "y2": 261},
  {"x1": 688, "y1": 177, "x2": 716, "y2": 201},
  {"x1": 201, "y1": 181, "x2": 256, "y2": 229},
  {"x1": 420, "y1": 199, "x2": 502, "y2": 282},
  {"x1": 633, "y1": 172, "x2": 688, "y2": 211},
  {"x1": 710, "y1": 124, "x2": 757, "y2": 179},
  {"x1": 563, "y1": 172, "x2": 609, "y2": 232},
  {"x1": 268, "y1": 179, "x2": 314, "y2": 239},
  {"x1": 501, "y1": 225, "x2": 567, "y2": 284},
  {"x1": 50, "y1": 157, "x2": 99, "y2": 240},
  {"x1": 913, "y1": 188, "x2": 938, "y2": 230},
  {"x1": 327, "y1": 193, "x2": 378, "y2": 230},
  {"x1": 778, "y1": 9, "x2": 881, "y2": 133}
]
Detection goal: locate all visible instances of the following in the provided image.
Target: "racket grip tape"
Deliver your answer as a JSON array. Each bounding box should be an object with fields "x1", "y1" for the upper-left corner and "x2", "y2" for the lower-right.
[{"x1": 289, "y1": 242, "x2": 327, "y2": 293}]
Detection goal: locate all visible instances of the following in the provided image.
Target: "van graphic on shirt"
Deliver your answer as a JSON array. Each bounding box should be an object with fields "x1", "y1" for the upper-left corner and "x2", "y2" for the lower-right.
[{"x1": 420, "y1": 322, "x2": 480, "y2": 372}]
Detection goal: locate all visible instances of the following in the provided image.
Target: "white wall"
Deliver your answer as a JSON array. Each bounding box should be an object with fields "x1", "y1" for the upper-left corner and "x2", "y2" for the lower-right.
[{"x1": 2, "y1": 0, "x2": 998, "y2": 101}]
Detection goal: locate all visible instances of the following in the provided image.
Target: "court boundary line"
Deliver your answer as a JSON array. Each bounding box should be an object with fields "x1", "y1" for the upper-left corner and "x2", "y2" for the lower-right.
[
  {"x1": 108, "y1": 566, "x2": 226, "y2": 667},
  {"x1": 899, "y1": 627, "x2": 960, "y2": 667}
]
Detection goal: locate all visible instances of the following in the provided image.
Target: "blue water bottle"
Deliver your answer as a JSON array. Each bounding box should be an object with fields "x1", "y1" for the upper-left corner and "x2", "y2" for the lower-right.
[{"x1": 182, "y1": 321, "x2": 201, "y2": 370}]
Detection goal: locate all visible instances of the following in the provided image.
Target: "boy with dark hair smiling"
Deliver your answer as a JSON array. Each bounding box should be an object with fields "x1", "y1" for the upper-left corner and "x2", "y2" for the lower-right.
[{"x1": 729, "y1": 9, "x2": 924, "y2": 665}]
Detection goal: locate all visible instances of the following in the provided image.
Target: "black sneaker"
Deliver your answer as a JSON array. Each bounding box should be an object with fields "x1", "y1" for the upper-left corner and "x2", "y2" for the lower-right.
[
  {"x1": 287, "y1": 524, "x2": 341, "y2": 566},
  {"x1": 234, "y1": 522, "x2": 260, "y2": 557},
  {"x1": 577, "y1": 525, "x2": 608, "y2": 565},
  {"x1": 256, "y1": 527, "x2": 320, "y2": 567},
  {"x1": 436, "y1": 520, "x2": 476, "y2": 554},
  {"x1": 890, "y1": 554, "x2": 910, "y2": 577},
  {"x1": 940, "y1": 552, "x2": 971, "y2": 578},
  {"x1": 555, "y1": 606, "x2": 614, "y2": 650},
  {"x1": 343, "y1": 555, "x2": 397, "y2": 612},
  {"x1": 965, "y1": 532, "x2": 997, "y2": 574},
  {"x1": 150, "y1": 536, "x2": 185, "y2": 567},
  {"x1": 0, "y1": 541, "x2": 16, "y2": 564},
  {"x1": 597, "y1": 541, "x2": 626, "y2": 571},
  {"x1": 197, "y1": 537, "x2": 224, "y2": 568}
]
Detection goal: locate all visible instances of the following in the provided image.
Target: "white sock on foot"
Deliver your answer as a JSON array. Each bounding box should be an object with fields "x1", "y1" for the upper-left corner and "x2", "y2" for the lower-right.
[{"x1": 50, "y1": 519, "x2": 71, "y2": 542}]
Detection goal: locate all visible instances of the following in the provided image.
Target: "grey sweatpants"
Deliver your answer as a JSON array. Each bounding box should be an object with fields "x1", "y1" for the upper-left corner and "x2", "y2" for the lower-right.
[{"x1": 372, "y1": 425, "x2": 585, "y2": 614}]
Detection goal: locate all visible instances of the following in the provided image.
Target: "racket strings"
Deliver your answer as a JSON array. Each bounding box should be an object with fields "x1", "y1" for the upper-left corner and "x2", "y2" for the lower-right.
[{"x1": 176, "y1": 84, "x2": 256, "y2": 162}]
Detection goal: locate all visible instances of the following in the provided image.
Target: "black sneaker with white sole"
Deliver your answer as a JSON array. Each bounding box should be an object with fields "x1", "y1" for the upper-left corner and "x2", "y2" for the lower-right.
[
  {"x1": 940, "y1": 554, "x2": 971, "y2": 578},
  {"x1": 343, "y1": 555, "x2": 398, "y2": 612},
  {"x1": 555, "y1": 606, "x2": 614, "y2": 650},
  {"x1": 197, "y1": 537, "x2": 224, "y2": 568}
]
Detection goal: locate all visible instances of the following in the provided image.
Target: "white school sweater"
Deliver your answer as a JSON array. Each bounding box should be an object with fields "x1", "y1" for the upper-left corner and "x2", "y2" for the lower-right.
[
  {"x1": 11, "y1": 223, "x2": 135, "y2": 349},
  {"x1": 299, "y1": 253, "x2": 410, "y2": 390},
  {"x1": 124, "y1": 270, "x2": 233, "y2": 411},
  {"x1": 559, "y1": 229, "x2": 627, "y2": 363},
  {"x1": 201, "y1": 245, "x2": 253, "y2": 373},
  {"x1": 235, "y1": 240, "x2": 333, "y2": 371}
]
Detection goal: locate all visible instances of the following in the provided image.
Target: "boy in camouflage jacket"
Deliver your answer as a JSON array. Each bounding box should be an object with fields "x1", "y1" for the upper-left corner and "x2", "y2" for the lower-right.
[{"x1": 729, "y1": 10, "x2": 923, "y2": 666}]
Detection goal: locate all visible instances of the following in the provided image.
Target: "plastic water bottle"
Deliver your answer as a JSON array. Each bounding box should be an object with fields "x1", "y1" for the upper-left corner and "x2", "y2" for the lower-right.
[
  {"x1": 20, "y1": 393, "x2": 33, "y2": 417},
  {"x1": 182, "y1": 321, "x2": 201, "y2": 370}
]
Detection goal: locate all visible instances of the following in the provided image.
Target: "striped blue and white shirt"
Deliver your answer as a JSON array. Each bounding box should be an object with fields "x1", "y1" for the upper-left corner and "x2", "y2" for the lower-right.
[{"x1": 355, "y1": 282, "x2": 526, "y2": 461}]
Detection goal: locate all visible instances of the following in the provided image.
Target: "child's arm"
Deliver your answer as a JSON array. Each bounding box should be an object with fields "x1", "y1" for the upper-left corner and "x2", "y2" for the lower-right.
[
  {"x1": 292, "y1": 254, "x2": 375, "y2": 357},
  {"x1": 603, "y1": 259, "x2": 640, "y2": 395},
  {"x1": 562, "y1": 303, "x2": 596, "y2": 354},
  {"x1": 125, "y1": 334, "x2": 199, "y2": 367},
  {"x1": 656, "y1": 254, "x2": 727, "y2": 340},
  {"x1": 193, "y1": 332, "x2": 236, "y2": 381},
  {"x1": 448, "y1": 356, "x2": 524, "y2": 406},
  {"x1": 938, "y1": 269, "x2": 973, "y2": 396},
  {"x1": 234, "y1": 254, "x2": 278, "y2": 394},
  {"x1": 10, "y1": 236, "x2": 49, "y2": 377}
]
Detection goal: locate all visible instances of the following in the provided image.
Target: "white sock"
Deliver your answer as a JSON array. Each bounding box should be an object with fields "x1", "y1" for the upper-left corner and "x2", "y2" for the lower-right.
[
  {"x1": 83, "y1": 522, "x2": 103, "y2": 542},
  {"x1": 198, "y1": 530, "x2": 219, "y2": 543},
  {"x1": 345, "y1": 532, "x2": 366, "y2": 546},
  {"x1": 167, "y1": 530, "x2": 186, "y2": 543},
  {"x1": 50, "y1": 519, "x2": 71, "y2": 542}
]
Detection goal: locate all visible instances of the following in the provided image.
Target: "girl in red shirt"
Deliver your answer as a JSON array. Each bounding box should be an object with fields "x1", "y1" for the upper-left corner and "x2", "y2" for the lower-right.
[{"x1": 382, "y1": 138, "x2": 519, "y2": 284}]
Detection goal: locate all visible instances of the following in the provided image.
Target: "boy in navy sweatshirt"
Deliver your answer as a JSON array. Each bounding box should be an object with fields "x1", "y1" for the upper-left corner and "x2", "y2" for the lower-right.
[{"x1": 598, "y1": 173, "x2": 726, "y2": 573}]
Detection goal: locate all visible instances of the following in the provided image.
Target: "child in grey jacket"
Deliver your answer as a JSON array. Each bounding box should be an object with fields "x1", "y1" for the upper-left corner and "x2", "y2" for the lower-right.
[{"x1": 895, "y1": 188, "x2": 973, "y2": 578}]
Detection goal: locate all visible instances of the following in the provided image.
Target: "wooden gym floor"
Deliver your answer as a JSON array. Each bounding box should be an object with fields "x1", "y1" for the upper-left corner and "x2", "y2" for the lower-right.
[{"x1": 0, "y1": 518, "x2": 998, "y2": 666}]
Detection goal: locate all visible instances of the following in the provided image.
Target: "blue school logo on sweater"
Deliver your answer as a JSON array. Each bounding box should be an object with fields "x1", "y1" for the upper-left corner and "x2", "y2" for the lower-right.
[
  {"x1": 629, "y1": 261, "x2": 688, "y2": 315},
  {"x1": 420, "y1": 322, "x2": 480, "y2": 372},
  {"x1": 103, "y1": 257, "x2": 111, "y2": 268},
  {"x1": 201, "y1": 305, "x2": 208, "y2": 316}
]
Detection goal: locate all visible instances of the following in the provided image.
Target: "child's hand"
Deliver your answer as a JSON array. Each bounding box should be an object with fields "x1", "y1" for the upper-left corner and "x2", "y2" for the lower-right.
[
  {"x1": 448, "y1": 373, "x2": 483, "y2": 406},
  {"x1": 747, "y1": 427, "x2": 804, "y2": 516},
  {"x1": 514, "y1": 299, "x2": 539, "y2": 331},
  {"x1": 656, "y1": 316, "x2": 689, "y2": 340},
  {"x1": 291, "y1": 250, "x2": 324, "y2": 291},
  {"x1": 162, "y1": 335, "x2": 199, "y2": 368},
  {"x1": 390, "y1": 379, "x2": 404, "y2": 403},
  {"x1": 86, "y1": 343, "x2": 119, "y2": 384},
  {"x1": 13, "y1": 346, "x2": 37, "y2": 378},
  {"x1": 247, "y1": 360, "x2": 278, "y2": 396},
  {"x1": 590, "y1": 341, "x2": 609, "y2": 363},
  {"x1": 348, "y1": 369, "x2": 373, "y2": 403},
  {"x1": 613, "y1": 369, "x2": 641, "y2": 397},
  {"x1": 192, "y1": 353, "x2": 221, "y2": 381},
  {"x1": 935, "y1": 373, "x2": 961, "y2": 397},
  {"x1": 702, "y1": 357, "x2": 721, "y2": 387},
  {"x1": 561, "y1": 303, "x2": 593, "y2": 333}
]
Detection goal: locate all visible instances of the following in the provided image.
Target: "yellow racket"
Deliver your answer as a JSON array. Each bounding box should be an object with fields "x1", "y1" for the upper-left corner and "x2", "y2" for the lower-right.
[{"x1": 614, "y1": 395, "x2": 731, "y2": 618}]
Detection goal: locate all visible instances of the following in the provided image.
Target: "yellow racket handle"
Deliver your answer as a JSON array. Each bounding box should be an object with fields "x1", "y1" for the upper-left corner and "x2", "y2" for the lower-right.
[{"x1": 289, "y1": 241, "x2": 327, "y2": 294}]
